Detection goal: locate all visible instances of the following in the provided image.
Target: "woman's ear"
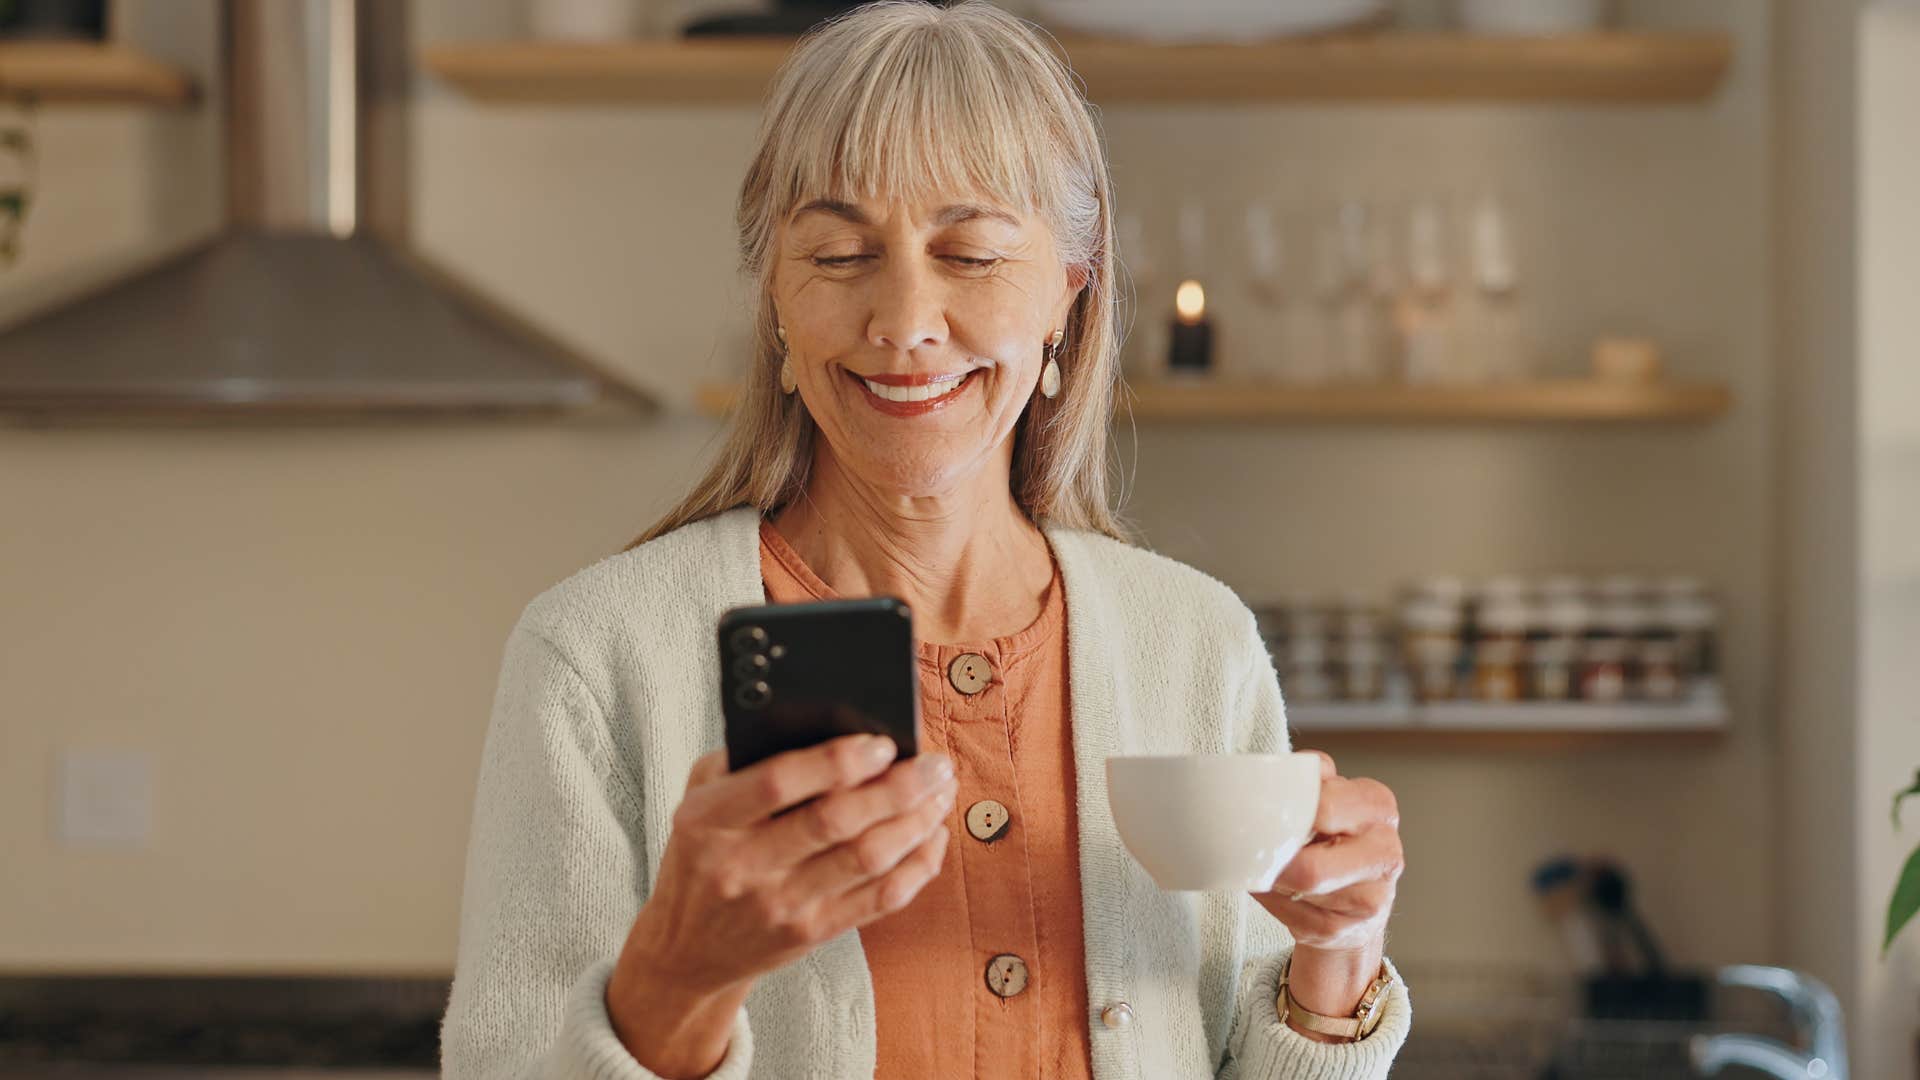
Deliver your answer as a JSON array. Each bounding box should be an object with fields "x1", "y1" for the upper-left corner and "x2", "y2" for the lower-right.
[{"x1": 1055, "y1": 263, "x2": 1091, "y2": 327}]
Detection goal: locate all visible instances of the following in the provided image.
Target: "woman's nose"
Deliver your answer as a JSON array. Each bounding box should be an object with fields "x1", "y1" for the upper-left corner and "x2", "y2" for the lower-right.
[{"x1": 865, "y1": 258, "x2": 949, "y2": 353}]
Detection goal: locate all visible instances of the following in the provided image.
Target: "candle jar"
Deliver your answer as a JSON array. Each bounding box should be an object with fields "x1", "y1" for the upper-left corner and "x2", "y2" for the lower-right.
[{"x1": 1168, "y1": 279, "x2": 1213, "y2": 374}]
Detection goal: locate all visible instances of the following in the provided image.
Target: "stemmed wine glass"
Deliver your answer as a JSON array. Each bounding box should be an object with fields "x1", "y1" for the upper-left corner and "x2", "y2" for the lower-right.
[
  {"x1": 1467, "y1": 189, "x2": 1524, "y2": 380},
  {"x1": 1242, "y1": 199, "x2": 1292, "y2": 381}
]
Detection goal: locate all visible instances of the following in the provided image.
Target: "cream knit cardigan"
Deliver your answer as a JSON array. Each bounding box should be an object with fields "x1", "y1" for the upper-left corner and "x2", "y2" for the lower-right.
[{"x1": 441, "y1": 505, "x2": 1412, "y2": 1079}]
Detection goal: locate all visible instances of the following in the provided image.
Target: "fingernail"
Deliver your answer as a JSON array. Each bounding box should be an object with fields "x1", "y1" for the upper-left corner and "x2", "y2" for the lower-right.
[
  {"x1": 866, "y1": 736, "x2": 897, "y2": 764},
  {"x1": 920, "y1": 754, "x2": 954, "y2": 782}
]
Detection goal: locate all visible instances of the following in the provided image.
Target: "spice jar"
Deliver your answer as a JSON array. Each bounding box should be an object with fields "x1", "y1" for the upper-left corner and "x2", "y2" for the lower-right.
[
  {"x1": 1637, "y1": 627, "x2": 1684, "y2": 702},
  {"x1": 1339, "y1": 637, "x2": 1388, "y2": 702},
  {"x1": 1283, "y1": 635, "x2": 1335, "y2": 704},
  {"x1": 1472, "y1": 601, "x2": 1528, "y2": 702},
  {"x1": 1401, "y1": 598, "x2": 1463, "y2": 703},
  {"x1": 1527, "y1": 600, "x2": 1588, "y2": 701},
  {"x1": 1579, "y1": 603, "x2": 1639, "y2": 702},
  {"x1": 1337, "y1": 592, "x2": 1386, "y2": 641},
  {"x1": 1662, "y1": 592, "x2": 1719, "y2": 696},
  {"x1": 1285, "y1": 599, "x2": 1332, "y2": 644}
]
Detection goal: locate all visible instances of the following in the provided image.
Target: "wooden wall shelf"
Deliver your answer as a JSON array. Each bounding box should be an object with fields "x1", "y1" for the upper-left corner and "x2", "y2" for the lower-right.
[
  {"x1": 0, "y1": 43, "x2": 197, "y2": 106},
  {"x1": 1289, "y1": 700, "x2": 1728, "y2": 751},
  {"x1": 422, "y1": 32, "x2": 1730, "y2": 105},
  {"x1": 1122, "y1": 378, "x2": 1732, "y2": 423},
  {"x1": 1297, "y1": 728, "x2": 1727, "y2": 752},
  {"x1": 694, "y1": 377, "x2": 1732, "y2": 423}
]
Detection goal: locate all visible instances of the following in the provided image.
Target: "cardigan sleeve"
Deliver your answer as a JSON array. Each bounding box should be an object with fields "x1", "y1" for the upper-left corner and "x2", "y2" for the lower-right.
[
  {"x1": 1217, "y1": 608, "x2": 1414, "y2": 1080},
  {"x1": 440, "y1": 621, "x2": 755, "y2": 1080}
]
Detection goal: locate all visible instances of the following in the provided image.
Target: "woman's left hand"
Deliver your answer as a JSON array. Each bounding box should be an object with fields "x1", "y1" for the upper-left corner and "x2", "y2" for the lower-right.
[{"x1": 1253, "y1": 749, "x2": 1403, "y2": 954}]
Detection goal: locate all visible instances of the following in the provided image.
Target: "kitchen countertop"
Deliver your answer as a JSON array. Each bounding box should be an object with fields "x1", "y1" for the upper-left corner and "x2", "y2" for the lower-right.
[{"x1": 0, "y1": 973, "x2": 448, "y2": 1073}]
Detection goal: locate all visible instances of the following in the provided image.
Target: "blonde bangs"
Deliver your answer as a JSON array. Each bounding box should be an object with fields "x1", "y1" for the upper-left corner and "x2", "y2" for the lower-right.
[{"x1": 781, "y1": 22, "x2": 1049, "y2": 227}]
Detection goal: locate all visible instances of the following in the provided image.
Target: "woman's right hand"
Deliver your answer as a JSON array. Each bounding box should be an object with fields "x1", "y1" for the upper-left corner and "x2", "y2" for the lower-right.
[{"x1": 606, "y1": 733, "x2": 956, "y2": 1076}]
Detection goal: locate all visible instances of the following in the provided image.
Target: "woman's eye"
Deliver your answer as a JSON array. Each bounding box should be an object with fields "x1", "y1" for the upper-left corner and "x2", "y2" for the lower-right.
[{"x1": 809, "y1": 254, "x2": 1001, "y2": 270}]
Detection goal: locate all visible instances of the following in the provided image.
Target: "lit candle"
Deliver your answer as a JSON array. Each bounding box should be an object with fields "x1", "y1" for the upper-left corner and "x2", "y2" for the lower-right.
[{"x1": 1167, "y1": 279, "x2": 1213, "y2": 374}]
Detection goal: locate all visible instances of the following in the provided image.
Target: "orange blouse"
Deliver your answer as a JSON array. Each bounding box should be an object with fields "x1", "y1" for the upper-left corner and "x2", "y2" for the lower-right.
[{"x1": 758, "y1": 519, "x2": 1095, "y2": 1080}]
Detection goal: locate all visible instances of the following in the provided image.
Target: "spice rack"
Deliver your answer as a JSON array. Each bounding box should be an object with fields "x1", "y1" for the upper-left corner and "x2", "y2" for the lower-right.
[
  {"x1": 1288, "y1": 693, "x2": 1729, "y2": 749},
  {"x1": 1259, "y1": 572, "x2": 1728, "y2": 748}
]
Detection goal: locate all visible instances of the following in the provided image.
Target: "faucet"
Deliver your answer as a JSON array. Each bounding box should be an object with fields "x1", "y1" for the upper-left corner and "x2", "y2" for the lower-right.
[{"x1": 1690, "y1": 964, "x2": 1847, "y2": 1080}]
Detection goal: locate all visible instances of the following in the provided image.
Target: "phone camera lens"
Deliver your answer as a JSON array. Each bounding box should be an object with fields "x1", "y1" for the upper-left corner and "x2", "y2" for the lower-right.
[
  {"x1": 730, "y1": 625, "x2": 769, "y2": 652},
  {"x1": 735, "y1": 680, "x2": 772, "y2": 709},
  {"x1": 733, "y1": 653, "x2": 770, "y2": 679}
]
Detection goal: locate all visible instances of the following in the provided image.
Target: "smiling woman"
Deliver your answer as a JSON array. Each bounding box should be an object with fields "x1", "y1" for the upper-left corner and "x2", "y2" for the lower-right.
[
  {"x1": 440, "y1": 3, "x2": 1411, "y2": 1079},
  {"x1": 632, "y1": 0, "x2": 1122, "y2": 544}
]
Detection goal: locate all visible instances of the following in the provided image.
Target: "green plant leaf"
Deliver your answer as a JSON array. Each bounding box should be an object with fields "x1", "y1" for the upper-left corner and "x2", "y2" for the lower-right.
[
  {"x1": 1889, "y1": 844, "x2": 1920, "y2": 955},
  {"x1": 1895, "y1": 768, "x2": 1920, "y2": 828}
]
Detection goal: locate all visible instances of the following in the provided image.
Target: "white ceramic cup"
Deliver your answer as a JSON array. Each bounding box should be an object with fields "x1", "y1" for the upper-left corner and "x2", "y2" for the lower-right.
[{"x1": 1106, "y1": 752, "x2": 1323, "y2": 892}]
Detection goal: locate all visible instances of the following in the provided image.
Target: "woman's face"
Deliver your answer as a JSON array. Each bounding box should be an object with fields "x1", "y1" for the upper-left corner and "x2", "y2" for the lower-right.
[{"x1": 771, "y1": 193, "x2": 1087, "y2": 500}]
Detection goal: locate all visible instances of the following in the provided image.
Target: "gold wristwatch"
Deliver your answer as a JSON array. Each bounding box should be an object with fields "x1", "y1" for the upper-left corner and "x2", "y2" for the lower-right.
[{"x1": 1276, "y1": 955, "x2": 1394, "y2": 1042}]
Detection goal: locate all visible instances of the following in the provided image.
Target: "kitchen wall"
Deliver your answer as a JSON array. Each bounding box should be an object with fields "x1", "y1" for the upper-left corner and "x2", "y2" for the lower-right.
[
  {"x1": 1856, "y1": 4, "x2": 1920, "y2": 1075},
  {"x1": 0, "y1": 0, "x2": 1797, "y2": 1012}
]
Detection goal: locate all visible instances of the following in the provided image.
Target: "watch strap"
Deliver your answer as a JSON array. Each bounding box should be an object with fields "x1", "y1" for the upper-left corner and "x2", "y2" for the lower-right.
[{"x1": 1277, "y1": 955, "x2": 1395, "y2": 1041}]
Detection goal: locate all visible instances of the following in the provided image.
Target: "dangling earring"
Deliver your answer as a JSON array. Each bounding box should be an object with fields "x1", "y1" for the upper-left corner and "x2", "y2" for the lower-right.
[
  {"x1": 776, "y1": 325, "x2": 796, "y2": 394},
  {"x1": 1040, "y1": 327, "x2": 1064, "y2": 399}
]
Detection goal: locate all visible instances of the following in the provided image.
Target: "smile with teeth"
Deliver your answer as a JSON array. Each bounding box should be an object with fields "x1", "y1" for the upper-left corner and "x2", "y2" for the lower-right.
[{"x1": 858, "y1": 371, "x2": 972, "y2": 403}]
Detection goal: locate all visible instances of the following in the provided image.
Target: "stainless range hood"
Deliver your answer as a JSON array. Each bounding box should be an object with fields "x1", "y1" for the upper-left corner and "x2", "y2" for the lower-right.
[{"x1": 0, "y1": 0, "x2": 655, "y2": 420}]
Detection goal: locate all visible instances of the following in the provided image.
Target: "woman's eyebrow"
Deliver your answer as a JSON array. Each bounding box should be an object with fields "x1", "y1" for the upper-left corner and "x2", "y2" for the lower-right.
[{"x1": 790, "y1": 199, "x2": 1020, "y2": 228}]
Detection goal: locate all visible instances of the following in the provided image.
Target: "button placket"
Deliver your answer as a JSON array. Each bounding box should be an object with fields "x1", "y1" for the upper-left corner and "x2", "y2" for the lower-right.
[{"x1": 939, "y1": 642, "x2": 1043, "y2": 1070}]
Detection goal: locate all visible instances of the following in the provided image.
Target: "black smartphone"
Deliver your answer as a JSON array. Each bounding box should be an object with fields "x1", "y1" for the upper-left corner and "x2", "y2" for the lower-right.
[{"x1": 718, "y1": 596, "x2": 921, "y2": 780}]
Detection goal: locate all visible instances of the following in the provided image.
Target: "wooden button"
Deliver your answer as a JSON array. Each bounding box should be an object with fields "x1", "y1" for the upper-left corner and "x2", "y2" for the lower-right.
[
  {"x1": 947, "y1": 652, "x2": 992, "y2": 694},
  {"x1": 965, "y1": 799, "x2": 1011, "y2": 843},
  {"x1": 1101, "y1": 1002, "x2": 1134, "y2": 1029},
  {"x1": 985, "y1": 953, "x2": 1029, "y2": 998}
]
